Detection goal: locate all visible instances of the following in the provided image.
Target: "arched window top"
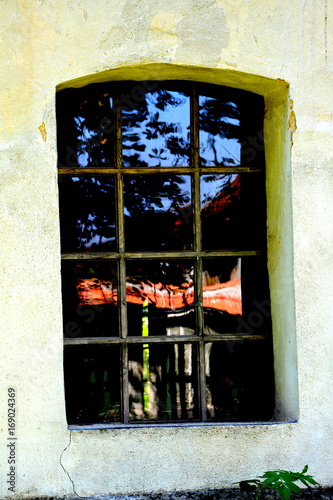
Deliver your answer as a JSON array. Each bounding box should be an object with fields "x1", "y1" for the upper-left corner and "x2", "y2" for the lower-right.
[{"x1": 57, "y1": 80, "x2": 265, "y2": 170}]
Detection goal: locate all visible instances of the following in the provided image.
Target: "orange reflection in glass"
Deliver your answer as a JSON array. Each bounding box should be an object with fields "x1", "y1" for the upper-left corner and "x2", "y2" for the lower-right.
[
  {"x1": 75, "y1": 276, "x2": 241, "y2": 316},
  {"x1": 203, "y1": 278, "x2": 241, "y2": 315},
  {"x1": 76, "y1": 278, "x2": 117, "y2": 305}
]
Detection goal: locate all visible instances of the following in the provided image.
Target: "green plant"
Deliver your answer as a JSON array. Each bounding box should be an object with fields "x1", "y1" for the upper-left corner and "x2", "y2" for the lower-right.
[{"x1": 239, "y1": 465, "x2": 318, "y2": 500}]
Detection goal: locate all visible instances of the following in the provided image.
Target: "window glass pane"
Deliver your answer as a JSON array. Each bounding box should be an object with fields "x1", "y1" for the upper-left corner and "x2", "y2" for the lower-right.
[
  {"x1": 128, "y1": 343, "x2": 199, "y2": 421},
  {"x1": 203, "y1": 257, "x2": 242, "y2": 334},
  {"x1": 205, "y1": 339, "x2": 274, "y2": 420},
  {"x1": 124, "y1": 174, "x2": 193, "y2": 251},
  {"x1": 57, "y1": 86, "x2": 115, "y2": 168},
  {"x1": 200, "y1": 173, "x2": 266, "y2": 250},
  {"x1": 238, "y1": 93, "x2": 265, "y2": 168},
  {"x1": 62, "y1": 261, "x2": 118, "y2": 338},
  {"x1": 202, "y1": 257, "x2": 271, "y2": 335},
  {"x1": 126, "y1": 260, "x2": 195, "y2": 337},
  {"x1": 199, "y1": 95, "x2": 240, "y2": 167},
  {"x1": 237, "y1": 256, "x2": 271, "y2": 336},
  {"x1": 59, "y1": 176, "x2": 116, "y2": 253},
  {"x1": 64, "y1": 345, "x2": 121, "y2": 424},
  {"x1": 122, "y1": 85, "x2": 190, "y2": 167}
]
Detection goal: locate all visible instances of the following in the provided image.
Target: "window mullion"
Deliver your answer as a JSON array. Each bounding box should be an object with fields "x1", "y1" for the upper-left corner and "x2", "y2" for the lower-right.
[
  {"x1": 115, "y1": 91, "x2": 129, "y2": 423},
  {"x1": 115, "y1": 89, "x2": 126, "y2": 337},
  {"x1": 57, "y1": 166, "x2": 264, "y2": 176},
  {"x1": 61, "y1": 249, "x2": 264, "y2": 260},
  {"x1": 192, "y1": 85, "x2": 207, "y2": 421},
  {"x1": 121, "y1": 343, "x2": 129, "y2": 424},
  {"x1": 199, "y1": 340, "x2": 207, "y2": 421}
]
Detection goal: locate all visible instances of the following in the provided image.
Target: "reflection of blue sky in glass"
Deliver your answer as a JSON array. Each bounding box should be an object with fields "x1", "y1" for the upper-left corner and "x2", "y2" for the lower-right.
[
  {"x1": 122, "y1": 91, "x2": 190, "y2": 167},
  {"x1": 67, "y1": 176, "x2": 116, "y2": 250},
  {"x1": 124, "y1": 175, "x2": 191, "y2": 216},
  {"x1": 75, "y1": 97, "x2": 114, "y2": 167},
  {"x1": 75, "y1": 117, "x2": 93, "y2": 167},
  {"x1": 199, "y1": 97, "x2": 240, "y2": 167},
  {"x1": 200, "y1": 174, "x2": 238, "y2": 207},
  {"x1": 71, "y1": 91, "x2": 241, "y2": 168}
]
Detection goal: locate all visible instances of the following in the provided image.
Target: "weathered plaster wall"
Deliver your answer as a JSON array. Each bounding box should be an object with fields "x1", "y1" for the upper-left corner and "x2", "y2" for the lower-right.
[{"x1": 0, "y1": 1, "x2": 332, "y2": 499}]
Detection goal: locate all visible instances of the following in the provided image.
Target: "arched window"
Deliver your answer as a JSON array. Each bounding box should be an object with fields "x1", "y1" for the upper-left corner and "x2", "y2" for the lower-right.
[{"x1": 57, "y1": 80, "x2": 274, "y2": 425}]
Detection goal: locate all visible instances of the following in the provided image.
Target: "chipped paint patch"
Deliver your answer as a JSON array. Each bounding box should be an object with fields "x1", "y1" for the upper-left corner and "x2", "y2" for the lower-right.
[
  {"x1": 38, "y1": 122, "x2": 47, "y2": 142},
  {"x1": 288, "y1": 99, "x2": 297, "y2": 146}
]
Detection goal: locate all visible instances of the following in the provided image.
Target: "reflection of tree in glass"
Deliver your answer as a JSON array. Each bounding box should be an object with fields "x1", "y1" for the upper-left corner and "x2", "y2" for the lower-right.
[
  {"x1": 58, "y1": 84, "x2": 243, "y2": 169},
  {"x1": 59, "y1": 176, "x2": 116, "y2": 252},
  {"x1": 75, "y1": 92, "x2": 114, "y2": 167},
  {"x1": 201, "y1": 174, "x2": 239, "y2": 207},
  {"x1": 124, "y1": 175, "x2": 193, "y2": 251},
  {"x1": 201, "y1": 173, "x2": 266, "y2": 250},
  {"x1": 199, "y1": 98, "x2": 240, "y2": 166},
  {"x1": 122, "y1": 90, "x2": 191, "y2": 167},
  {"x1": 127, "y1": 260, "x2": 193, "y2": 288},
  {"x1": 124, "y1": 174, "x2": 190, "y2": 216},
  {"x1": 200, "y1": 174, "x2": 241, "y2": 250},
  {"x1": 57, "y1": 87, "x2": 114, "y2": 168}
]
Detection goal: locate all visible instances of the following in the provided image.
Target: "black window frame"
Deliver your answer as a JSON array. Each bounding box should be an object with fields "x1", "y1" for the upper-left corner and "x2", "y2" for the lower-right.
[{"x1": 57, "y1": 80, "x2": 275, "y2": 426}]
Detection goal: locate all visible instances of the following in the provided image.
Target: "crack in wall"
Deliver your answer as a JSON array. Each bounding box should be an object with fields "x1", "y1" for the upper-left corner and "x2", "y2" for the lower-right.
[{"x1": 60, "y1": 431, "x2": 86, "y2": 499}]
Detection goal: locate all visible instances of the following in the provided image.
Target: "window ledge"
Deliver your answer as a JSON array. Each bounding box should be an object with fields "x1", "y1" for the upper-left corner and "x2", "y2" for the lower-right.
[{"x1": 68, "y1": 420, "x2": 298, "y2": 431}]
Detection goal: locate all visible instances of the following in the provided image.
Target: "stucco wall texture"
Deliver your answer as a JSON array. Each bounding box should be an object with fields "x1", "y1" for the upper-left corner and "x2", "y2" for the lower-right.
[{"x1": 0, "y1": 1, "x2": 332, "y2": 499}]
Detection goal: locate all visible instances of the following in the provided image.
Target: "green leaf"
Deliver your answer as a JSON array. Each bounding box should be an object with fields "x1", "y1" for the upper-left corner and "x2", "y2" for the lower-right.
[
  {"x1": 303, "y1": 475, "x2": 319, "y2": 486},
  {"x1": 260, "y1": 471, "x2": 279, "y2": 481},
  {"x1": 283, "y1": 481, "x2": 302, "y2": 494},
  {"x1": 241, "y1": 465, "x2": 318, "y2": 500},
  {"x1": 261, "y1": 477, "x2": 279, "y2": 489},
  {"x1": 298, "y1": 477, "x2": 310, "y2": 487},
  {"x1": 280, "y1": 471, "x2": 299, "y2": 483},
  {"x1": 277, "y1": 484, "x2": 292, "y2": 500}
]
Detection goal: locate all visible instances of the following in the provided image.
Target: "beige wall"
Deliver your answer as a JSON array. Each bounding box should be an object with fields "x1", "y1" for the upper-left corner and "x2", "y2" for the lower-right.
[{"x1": 0, "y1": 1, "x2": 332, "y2": 498}]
